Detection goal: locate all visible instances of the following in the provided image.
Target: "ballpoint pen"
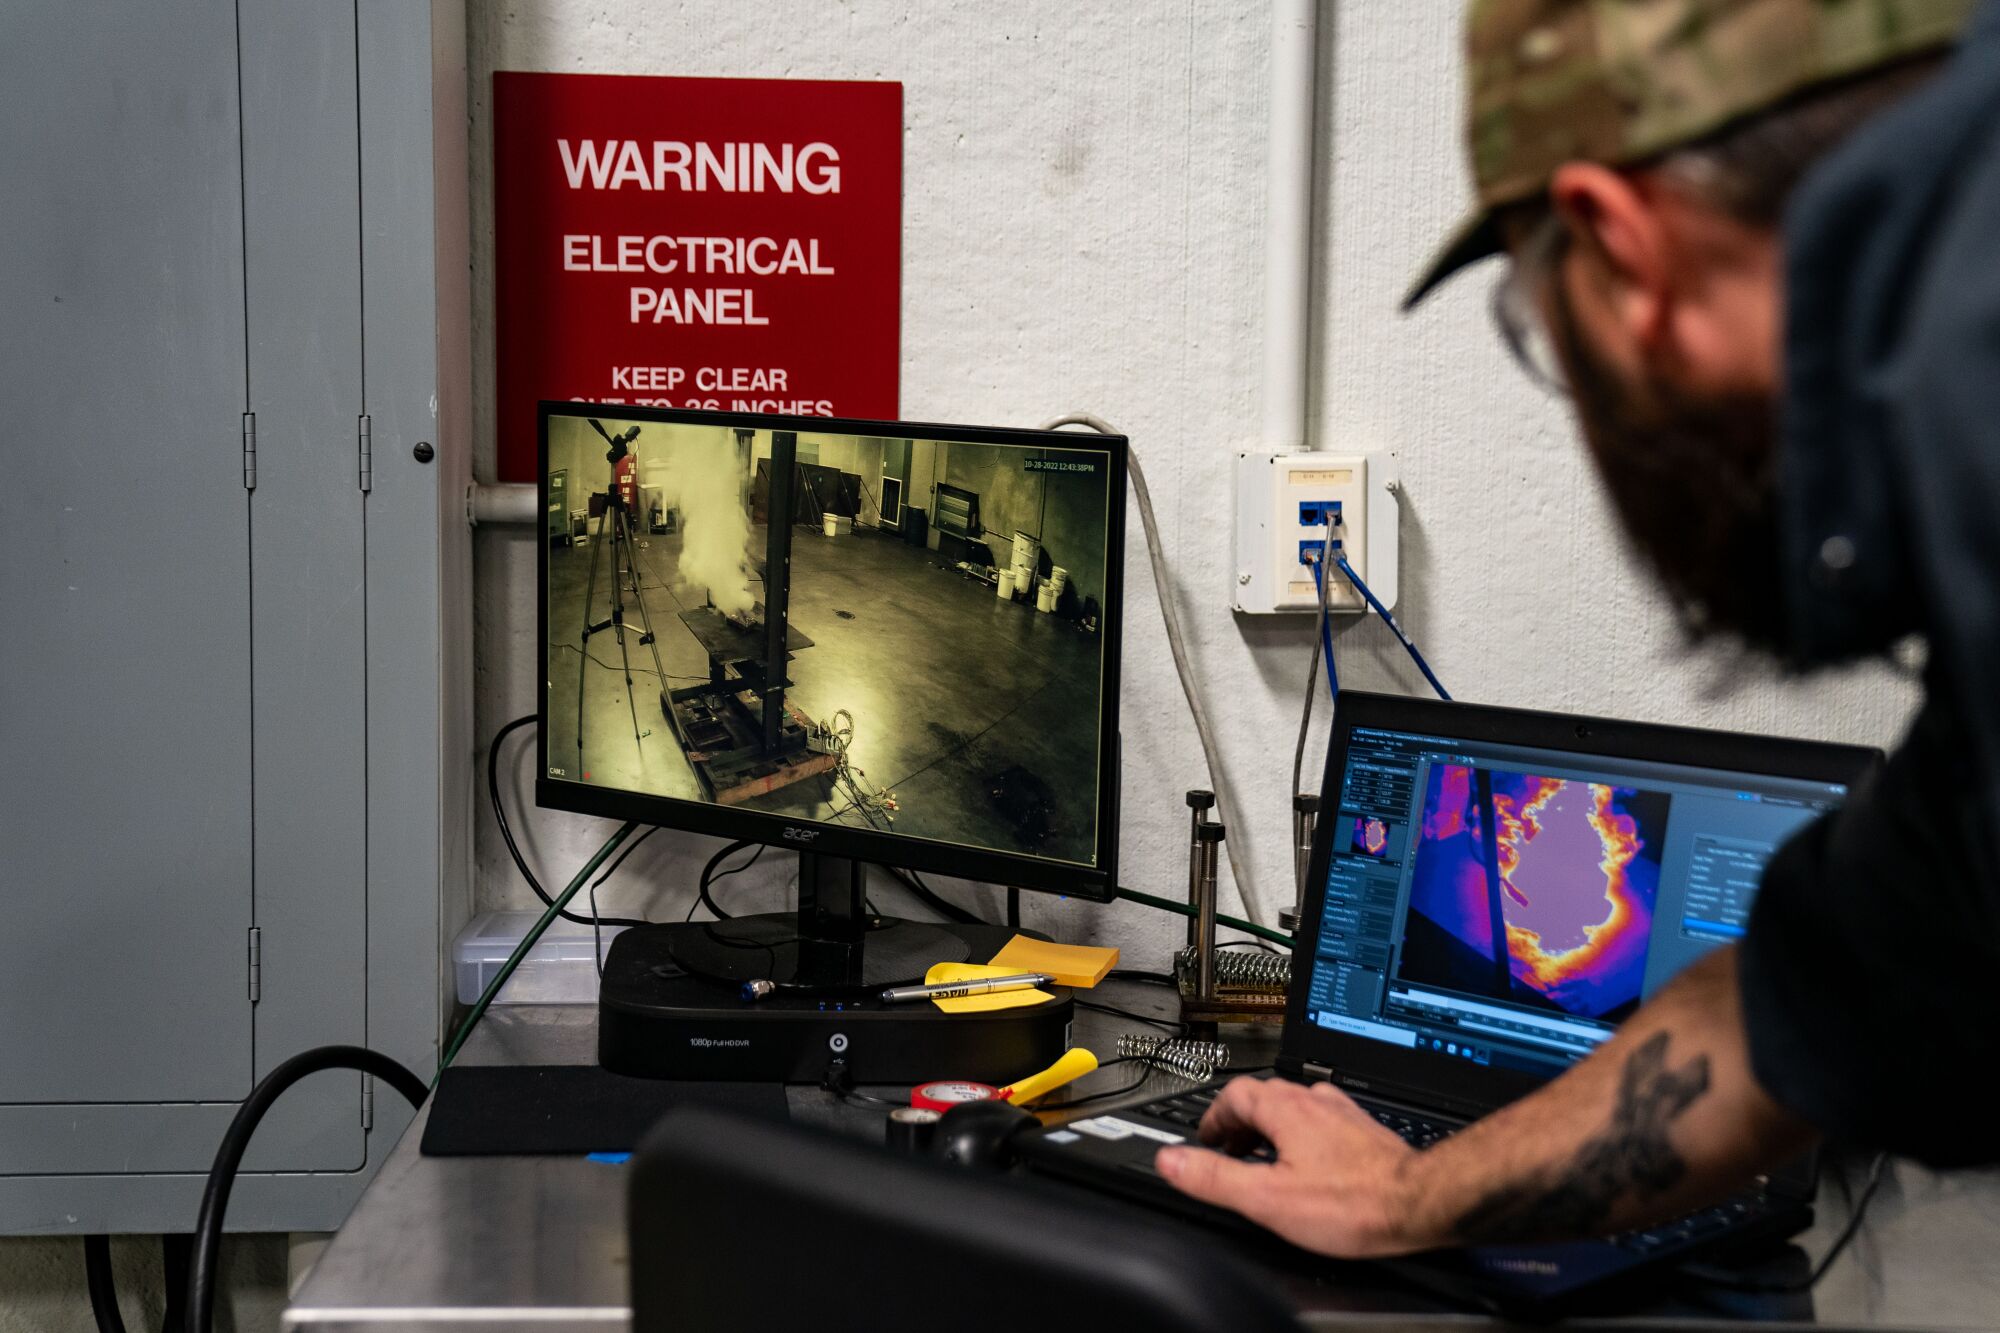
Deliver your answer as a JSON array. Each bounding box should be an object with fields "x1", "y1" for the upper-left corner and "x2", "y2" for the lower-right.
[{"x1": 877, "y1": 972, "x2": 1055, "y2": 1004}]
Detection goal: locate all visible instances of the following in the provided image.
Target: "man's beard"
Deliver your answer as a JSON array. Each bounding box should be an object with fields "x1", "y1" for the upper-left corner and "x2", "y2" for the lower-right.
[{"x1": 1548, "y1": 280, "x2": 1789, "y2": 655}]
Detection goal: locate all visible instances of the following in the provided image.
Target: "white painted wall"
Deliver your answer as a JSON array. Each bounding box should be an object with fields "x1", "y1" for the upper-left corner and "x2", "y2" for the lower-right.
[{"x1": 467, "y1": 1, "x2": 1916, "y2": 961}]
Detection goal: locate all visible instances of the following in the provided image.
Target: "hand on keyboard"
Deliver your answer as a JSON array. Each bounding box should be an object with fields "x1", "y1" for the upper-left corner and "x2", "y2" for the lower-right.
[{"x1": 1154, "y1": 1076, "x2": 1421, "y2": 1259}]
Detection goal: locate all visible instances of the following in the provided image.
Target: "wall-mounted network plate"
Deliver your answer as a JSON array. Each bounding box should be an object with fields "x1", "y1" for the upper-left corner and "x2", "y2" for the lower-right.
[{"x1": 1232, "y1": 451, "x2": 1399, "y2": 615}]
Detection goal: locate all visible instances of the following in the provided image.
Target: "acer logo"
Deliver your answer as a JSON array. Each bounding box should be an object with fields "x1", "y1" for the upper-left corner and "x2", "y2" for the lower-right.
[{"x1": 782, "y1": 827, "x2": 820, "y2": 843}]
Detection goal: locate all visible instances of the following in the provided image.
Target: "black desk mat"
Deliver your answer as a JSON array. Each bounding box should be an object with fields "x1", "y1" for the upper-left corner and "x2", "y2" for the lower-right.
[{"x1": 420, "y1": 1064, "x2": 788, "y2": 1157}]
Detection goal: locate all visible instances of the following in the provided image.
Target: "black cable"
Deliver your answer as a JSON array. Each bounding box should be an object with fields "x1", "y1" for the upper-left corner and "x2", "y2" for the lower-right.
[
  {"x1": 189, "y1": 1047, "x2": 427, "y2": 1333},
  {"x1": 1006, "y1": 887, "x2": 1021, "y2": 930},
  {"x1": 554, "y1": 641, "x2": 709, "y2": 683},
  {"x1": 1682, "y1": 1152, "x2": 1889, "y2": 1294},
  {"x1": 441, "y1": 824, "x2": 638, "y2": 1077},
  {"x1": 1058, "y1": 1050, "x2": 1273, "y2": 1115},
  {"x1": 591, "y1": 824, "x2": 659, "y2": 890},
  {"x1": 1107, "y1": 968, "x2": 1178, "y2": 987},
  {"x1": 1074, "y1": 997, "x2": 1188, "y2": 1036},
  {"x1": 487, "y1": 715, "x2": 648, "y2": 928},
  {"x1": 161, "y1": 1233, "x2": 190, "y2": 1333},
  {"x1": 85, "y1": 1235, "x2": 194, "y2": 1333},
  {"x1": 1058, "y1": 1055, "x2": 1167, "y2": 1110},
  {"x1": 589, "y1": 826, "x2": 661, "y2": 977},
  {"x1": 821, "y1": 1060, "x2": 907, "y2": 1109},
  {"x1": 83, "y1": 1235, "x2": 127, "y2": 1333},
  {"x1": 686, "y1": 841, "x2": 761, "y2": 921},
  {"x1": 702, "y1": 842, "x2": 760, "y2": 919},
  {"x1": 885, "y1": 867, "x2": 986, "y2": 925}
]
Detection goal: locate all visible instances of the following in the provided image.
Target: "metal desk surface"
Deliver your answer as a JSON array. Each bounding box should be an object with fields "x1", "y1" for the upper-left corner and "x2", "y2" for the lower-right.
[{"x1": 285, "y1": 984, "x2": 2000, "y2": 1332}]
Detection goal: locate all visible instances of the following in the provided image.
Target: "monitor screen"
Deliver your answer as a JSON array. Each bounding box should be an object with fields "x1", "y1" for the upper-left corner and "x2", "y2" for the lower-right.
[
  {"x1": 1304, "y1": 724, "x2": 1852, "y2": 1081},
  {"x1": 537, "y1": 405, "x2": 1123, "y2": 897}
]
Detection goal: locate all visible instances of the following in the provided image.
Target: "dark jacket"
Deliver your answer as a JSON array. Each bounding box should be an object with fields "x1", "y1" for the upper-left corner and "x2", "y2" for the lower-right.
[{"x1": 1741, "y1": 0, "x2": 2000, "y2": 1164}]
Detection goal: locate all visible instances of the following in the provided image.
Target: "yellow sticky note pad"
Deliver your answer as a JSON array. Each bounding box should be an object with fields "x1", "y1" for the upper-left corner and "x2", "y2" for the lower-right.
[
  {"x1": 922, "y1": 962, "x2": 1053, "y2": 1013},
  {"x1": 986, "y1": 935, "x2": 1119, "y2": 989}
]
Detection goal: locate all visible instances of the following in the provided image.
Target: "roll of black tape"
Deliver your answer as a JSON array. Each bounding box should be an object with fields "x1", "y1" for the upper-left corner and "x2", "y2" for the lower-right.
[{"x1": 884, "y1": 1105, "x2": 942, "y2": 1155}]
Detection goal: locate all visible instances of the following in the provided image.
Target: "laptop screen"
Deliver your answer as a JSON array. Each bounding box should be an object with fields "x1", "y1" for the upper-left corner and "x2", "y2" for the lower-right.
[{"x1": 1304, "y1": 721, "x2": 1852, "y2": 1084}]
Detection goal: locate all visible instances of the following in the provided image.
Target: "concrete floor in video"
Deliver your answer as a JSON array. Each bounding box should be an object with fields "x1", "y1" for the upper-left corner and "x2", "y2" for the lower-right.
[{"x1": 545, "y1": 522, "x2": 1105, "y2": 867}]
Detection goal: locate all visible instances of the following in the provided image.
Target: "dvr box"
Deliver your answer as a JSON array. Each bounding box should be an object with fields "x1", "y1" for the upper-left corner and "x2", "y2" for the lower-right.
[{"x1": 598, "y1": 921, "x2": 1075, "y2": 1085}]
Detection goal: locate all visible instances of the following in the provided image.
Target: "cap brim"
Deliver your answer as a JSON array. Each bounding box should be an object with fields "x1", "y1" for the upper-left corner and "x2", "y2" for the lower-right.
[{"x1": 1401, "y1": 209, "x2": 1504, "y2": 311}]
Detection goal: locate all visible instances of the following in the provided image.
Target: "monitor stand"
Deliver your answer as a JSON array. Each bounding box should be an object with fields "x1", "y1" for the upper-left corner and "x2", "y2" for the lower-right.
[
  {"x1": 665, "y1": 853, "x2": 970, "y2": 991},
  {"x1": 597, "y1": 853, "x2": 1073, "y2": 1085}
]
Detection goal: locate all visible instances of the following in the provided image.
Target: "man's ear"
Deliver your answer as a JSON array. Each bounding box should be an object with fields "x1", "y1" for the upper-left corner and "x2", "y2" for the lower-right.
[{"x1": 1548, "y1": 162, "x2": 1672, "y2": 353}]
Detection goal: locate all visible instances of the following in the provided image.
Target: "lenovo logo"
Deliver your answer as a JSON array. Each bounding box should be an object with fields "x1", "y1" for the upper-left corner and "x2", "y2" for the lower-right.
[{"x1": 1481, "y1": 1257, "x2": 1560, "y2": 1276}]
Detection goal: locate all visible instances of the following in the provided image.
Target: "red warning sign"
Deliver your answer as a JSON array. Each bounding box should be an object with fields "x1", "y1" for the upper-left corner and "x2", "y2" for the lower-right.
[{"x1": 493, "y1": 72, "x2": 903, "y2": 481}]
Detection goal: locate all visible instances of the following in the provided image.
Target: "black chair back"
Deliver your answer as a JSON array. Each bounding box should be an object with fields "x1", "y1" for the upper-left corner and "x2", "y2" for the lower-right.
[{"x1": 630, "y1": 1106, "x2": 1303, "y2": 1333}]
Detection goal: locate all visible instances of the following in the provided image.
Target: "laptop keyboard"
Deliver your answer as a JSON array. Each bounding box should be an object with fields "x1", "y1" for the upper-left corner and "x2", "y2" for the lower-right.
[
  {"x1": 1132, "y1": 1082, "x2": 1456, "y2": 1161},
  {"x1": 1127, "y1": 1081, "x2": 1775, "y2": 1255}
]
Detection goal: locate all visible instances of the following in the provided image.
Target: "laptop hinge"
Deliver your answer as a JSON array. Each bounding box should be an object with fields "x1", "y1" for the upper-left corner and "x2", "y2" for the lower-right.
[
  {"x1": 1302, "y1": 1061, "x2": 1335, "y2": 1082},
  {"x1": 1315, "y1": 1065, "x2": 1497, "y2": 1122}
]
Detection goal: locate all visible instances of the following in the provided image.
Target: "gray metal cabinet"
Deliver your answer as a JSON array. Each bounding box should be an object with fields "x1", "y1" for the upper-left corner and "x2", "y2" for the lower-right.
[{"x1": 0, "y1": 0, "x2": 471, "y2": 1233}]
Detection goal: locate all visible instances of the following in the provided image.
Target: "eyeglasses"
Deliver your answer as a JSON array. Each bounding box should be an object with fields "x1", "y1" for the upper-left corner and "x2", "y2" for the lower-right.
[{"x1": 1490, "y1": 216, "x2": 1570, "y2": 396}]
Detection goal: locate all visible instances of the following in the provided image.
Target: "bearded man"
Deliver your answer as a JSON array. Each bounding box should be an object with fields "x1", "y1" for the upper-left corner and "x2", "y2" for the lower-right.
[{"x1": 1160, "y1": 0, "x2": 2000, "y2": 1257}]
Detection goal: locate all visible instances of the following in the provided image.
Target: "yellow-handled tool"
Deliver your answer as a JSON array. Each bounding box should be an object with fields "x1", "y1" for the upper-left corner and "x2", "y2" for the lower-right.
[{"x1": 997, "y1": 1048, "x2": 1099, "y2": 1104}]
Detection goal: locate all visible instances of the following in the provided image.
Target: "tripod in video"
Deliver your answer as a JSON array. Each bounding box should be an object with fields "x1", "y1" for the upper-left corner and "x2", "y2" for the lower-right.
[{"x1": 575, "y1": 420, "x2": 670, "y2": 770}]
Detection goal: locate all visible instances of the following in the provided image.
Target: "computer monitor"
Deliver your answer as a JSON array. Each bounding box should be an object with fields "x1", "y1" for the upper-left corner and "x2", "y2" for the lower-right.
[
  {"x1": 536, "y1": 403, "x2": 1124, "y2": 986},
  {"x1": 1292, "y1": 694, "x2": 1878, "y2": 1105}
]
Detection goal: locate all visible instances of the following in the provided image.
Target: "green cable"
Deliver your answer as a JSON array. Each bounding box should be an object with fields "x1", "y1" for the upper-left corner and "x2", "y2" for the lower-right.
[
  {"x1": 1114, "y1": 886, "x2": 1295, "y2": 947},
  {"x1": 435, "y1": 821, "x2": 639, "y2": 1084}
]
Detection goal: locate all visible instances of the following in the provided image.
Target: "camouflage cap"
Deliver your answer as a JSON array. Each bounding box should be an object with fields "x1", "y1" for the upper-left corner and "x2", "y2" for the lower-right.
[{"x1": 1404, "y1": 0, "x2": 1975, "y2": 309}]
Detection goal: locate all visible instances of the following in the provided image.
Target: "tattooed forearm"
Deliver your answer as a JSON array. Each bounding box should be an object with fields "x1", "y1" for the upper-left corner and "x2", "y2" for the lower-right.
[{"x1": 1453, "y1": 1031, "x2": 1712, "y2": 1244}]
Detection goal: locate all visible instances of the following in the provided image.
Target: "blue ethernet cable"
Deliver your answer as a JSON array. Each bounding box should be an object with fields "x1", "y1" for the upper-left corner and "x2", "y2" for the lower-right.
[{"x1": 1335, "y1": 554, "x2": 1451, "y2": 701}]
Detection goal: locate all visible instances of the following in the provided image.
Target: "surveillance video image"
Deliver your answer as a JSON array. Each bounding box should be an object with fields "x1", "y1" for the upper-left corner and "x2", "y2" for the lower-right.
[{"x1": 543, "y1": 414, "x2": 1112, "y2": 867}]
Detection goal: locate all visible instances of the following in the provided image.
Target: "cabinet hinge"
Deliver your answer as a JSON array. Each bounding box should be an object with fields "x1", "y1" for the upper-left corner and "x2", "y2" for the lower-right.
[
  {"x1": 358, "y1": 414, "x2": 372, "y2": 493},
  {"x1": 361, "y1": 1075, "x2": 375, "y2": 1131},
  {"x1": 242, "y1": 412, "x2": 257, "y2": 491},
  {"x1": 247, "y1": 926, "x2": 262, "y2": 1003}
]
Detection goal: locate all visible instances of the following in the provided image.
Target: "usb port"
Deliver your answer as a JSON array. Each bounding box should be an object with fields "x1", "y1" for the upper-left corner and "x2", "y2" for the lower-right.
[{"x1": 1298, "y1": 499, "x2": 1343, "y2": 528}]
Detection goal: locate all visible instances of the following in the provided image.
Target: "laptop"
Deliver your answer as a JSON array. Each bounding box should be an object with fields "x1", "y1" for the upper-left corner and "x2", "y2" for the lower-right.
[{"x1": 1018, "y1": 690, "x2": 1881, "y2": 1316}]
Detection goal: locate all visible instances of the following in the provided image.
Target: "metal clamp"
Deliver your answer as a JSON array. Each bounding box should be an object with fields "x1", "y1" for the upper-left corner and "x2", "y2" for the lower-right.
[
  {"x1": 1281, "y1": 792, "x2": 1319, "y2": 933},
  {"x1": 1184, "y1": 789, "x2": 1216, "y2": 949}
]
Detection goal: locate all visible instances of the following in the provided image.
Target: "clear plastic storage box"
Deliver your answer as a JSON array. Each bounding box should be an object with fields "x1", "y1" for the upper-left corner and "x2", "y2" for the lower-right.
[{"x1": 452, "y1": 911, "x2": 625, "y2": 1005}]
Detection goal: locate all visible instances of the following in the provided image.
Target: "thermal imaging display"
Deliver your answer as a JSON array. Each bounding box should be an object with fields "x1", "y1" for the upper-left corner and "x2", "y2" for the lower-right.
[
  {"x1": 1348, "y1": 816, "x2": 1405, "y2": 861},
  {"x1": 1399, "y1": 766, "x2": 1668, "y2": 1022},
  {"x1": 1301, "y1": 726, "x2": 1848, "y2": 1079}
]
